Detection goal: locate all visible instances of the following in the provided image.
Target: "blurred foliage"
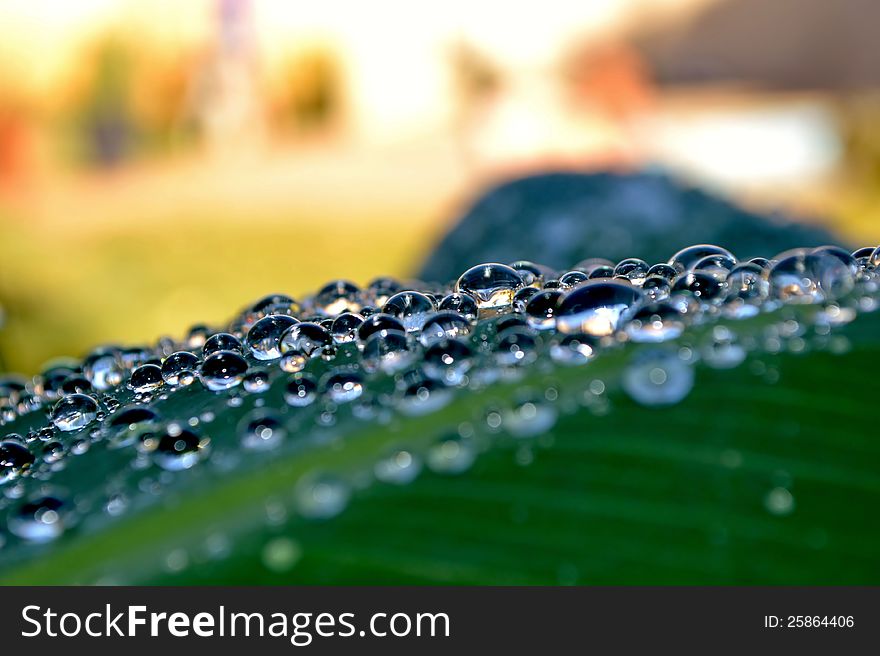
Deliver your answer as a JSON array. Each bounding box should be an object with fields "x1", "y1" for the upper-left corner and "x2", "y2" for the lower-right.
[{"x1": 420, "y1": 172, "x2": 842, "y2": 283}]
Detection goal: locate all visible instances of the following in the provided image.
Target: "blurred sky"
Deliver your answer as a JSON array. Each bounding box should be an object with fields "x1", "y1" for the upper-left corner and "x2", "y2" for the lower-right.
[{"x1": 0, "y1": 0, "x2": 878, "y2": 372}]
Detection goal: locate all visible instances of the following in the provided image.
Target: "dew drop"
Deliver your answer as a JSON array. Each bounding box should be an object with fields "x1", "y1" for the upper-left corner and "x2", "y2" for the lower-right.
[
  {"x1": 246, "y1": 314, "x2": 298, "y2": 360},
  {"x1": 382, "y1": 291, "x2": 436, "y2": 332},
  {"x1": 622, "y1": 350, "x2": 694, "y2": 406},
  {"x1": 0, "y1": 440, "x2": 34, "y2": 483},
  {"x1": 51, "y1": 393, "x2": 99, "y2": 432},
  {"x1": 152, "y1": 427, "x2": 207, "y2": 471},
  {"x1": 296, "y1": 476, "x2": 350, "y2": 519},
  {"x1": 324, "y1": 371, "x2": 364, "y2": 404},
  {"x1": 284, "y1": 374, "x2": 318, "y2": 407},
  {"x1": 239, "y1": 410, "x2": 286, "y2": 451},
  {"x1": 198, "y1": 350, "x2": 248, "y2": 391},
  {"x1": 8, "y1": 495, "x2": 69, "y2": 543},
  {"x1": 128, "y1": 364, "x2": 164, "y2": 393},
  {"x1": 455, "y1": 263, "x2": 523, "y2": 314},
  {"x1": 556, "y1": 280, "x2": 643, "y2": 336},
  {"x1": 375, "y1": 449, "x2": 421, "y2": 485}
]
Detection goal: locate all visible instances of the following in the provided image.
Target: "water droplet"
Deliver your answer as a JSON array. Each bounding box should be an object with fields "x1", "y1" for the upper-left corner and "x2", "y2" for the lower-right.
[
  {"x1": 382, "y1": 291, "x2": 436, "y2": 331},
  {"x1": 361, "y1": 331, "x2": 412, "y2": 374},
  {"x1": 549, "y1": 334, "x2": 598, "y2": 365},
  {"x1": 671, "y1": 270, "x2": 726, "y2": 305},
  {"x1": 455, "y1": 263, "x2": 524, "y2": 314},
  {"x1": 247, "y1": 293, "x2": 299, "y2": 321},
  {"x1": 765, "y1": 487, "x2": 795, "y2": 516},
  {"x1": 524, "y1": 290, "x2": 562, "y2": 330},
  {"x1": 313, "y1": 280, "x2": 362, "y2": 317},
  {"x1": 503, "y1": 398, "x2": 558, "y2": 438},
  {"x1": 246, "y1": 314, "x2": 298, "y2": 360},
  {"x1": 397, "y1": 374, "x2": 452, "y2": 416},
  {"x1": 622, "y1": 350, "x2": 694, "y2": 406},
  {"x1": 559, "y1": 270, "x2": 589, "y2": 289},
  {"x1": 375, "y1": 449, "x2": 421, "y2": 485},
  {"x1": 419, "y1": 311, "x2": 472, "y2": 346},
  {"x1": 203, "y1": 332, "x2": 242, "y2": 357},
  {"x1": 438, "y1": 293, "x2": 479, "y2": 320},
  {"x1": 330, "y1": 312, "x2": 364, "y2": 343},
  {"x1": 198, "y1": 350, "x2": 248, "y2": 391},
  {"x1": 239, "y1": 410, "x2": 286, "y2": 451},
  {"x1": 626, "y1": 302, "x2": 685, "y2": 343},
  {"x1": 243, "y1": 368, "x2": 271, "y2": 393},
  {"x1": 614, "y1": 258, "x2": 649, "y2": 285},
  {"x1": 51, "y1": 393, "x2": 99, "y2": 432},
  {"x1": 8, "y1": 495, "x2": 68, "y2": 543},
  {"x1": 641, "y1": 275, "x2": 671, "y2": 303},
  {"x1": 284, "y1": 374, "x2": 318, "y2": 407},
  {"x1": 723, "y1": 262, "x2": 768, "y2": 318},
  {"x1": 83, "y1": 349, "x2": 123, "y2": 391},
  {"x1": 693, "y1": 253, "x2": 737, "y2": 272},
  {"x1": 262, "y1": 537, "x2": 302, "y2": 572},
  {"x1": 296, "y1": 476, "x2": 350, "y2": 519},
  {"x1": 669, "y1": 244, "x2": 735, "y2": 273},
  {"x1": 510, "y1": 260, "x2": 552, "y2": 288},
  {"x1": 128, "y1": 364, "x2": 164, "y2": 393},
  {"x1": 324, "y1": 371, "x2": 364, "y2": 404},
  {"x1": 423, "y1": 338, "x2": 474, "y2": 385},
  {"x1": 107, "y1": 405, "x2": 160, "y2": 449},
  {"x1": 0, "y1": 440, "x2": 34, "y2": 483},
  {"x1": 42, "y1": 441, "x2": 65, "y2": 464},
  {"x1": 646, "y1": 263, "x2": 678, "y2": 280},
  {"x1": 427, "y1": 433, "x2": 476, "y2": 474},
  {"x1": 153, "y1": 427, "x2": 207, "y2": 471},
  {"x1": 806, "y1": 245, "x2": 857, "y2": 300},
  {"x1": 279, "y1": 322, "x2": 332, "y2": 359},
  {"x1": 556, "y1": 280, "x2": 643, "y2": 336},
  {"x1": 767, "y1": 250, "x2": 817, "y2": 303},
  {"x1": 493, "y1": 329, "x2": 538, "y2": 367},
  {"x1": 160, "y1": 351, "x2": 200, "y2": 386}
]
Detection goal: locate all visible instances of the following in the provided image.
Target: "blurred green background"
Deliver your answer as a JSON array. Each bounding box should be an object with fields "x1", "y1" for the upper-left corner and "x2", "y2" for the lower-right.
[{"x1": 1, "y1": 0, "x2": 880, "y2": 373}]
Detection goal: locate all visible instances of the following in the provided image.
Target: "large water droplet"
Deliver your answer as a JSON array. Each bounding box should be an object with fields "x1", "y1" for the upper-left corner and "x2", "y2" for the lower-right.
[
  {"x1": 161, "y1": 351, "x2": 200, "y2": 386},
  {"x1": 419, "y1": 311, "x2": 472, "y2": 346},
  {"x1": 246, "y1": 314, "x2": 298, "y2": 360},
  {"x1": 203, "y1": 332, "x2": 242, "y2": 357},
  {"x1": 669, "y1": 244, "x2": 735, "y2": 273},
  {"x1": 279, "y1": 322, "x2": 332, "y2": 358},
  {"x1": 0, "y1": 440, "x2": 34, "y2": 483},
  {"x1": 198, "y1": 351, "x2": 248, "y2": 391},
  {"x1": 438, "y1": 293, "x2": 478, "y2": 320},
  {"x1": 382, "y1": 291, "x2": 436, "y2": 332},
  {"x1": 455, "y1": 263, "x2": 524, "y2": 314},
  {"x1": 51, "y1": 393, "x2": 99, "y2": 432},
  {"x1": 524, "y1": 290, "x2": 562, "y2": 331},
  {"x1": 313, "y1": 280, "x2": 362, "y2": 317},
  {"x1": 128, "y1": 364, "x2": 164, "y2": 393},
  {"x1": 361, "y1": 331, "x2": 412, "y2": 374},
  {"x1": 556, "y1": 280, "x2": 643, "y2": 336}
]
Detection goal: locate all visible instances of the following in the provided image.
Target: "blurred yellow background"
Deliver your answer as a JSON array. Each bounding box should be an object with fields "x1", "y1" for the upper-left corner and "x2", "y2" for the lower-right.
[{"x1": 1, "y1": 0, "x2": 879, "y2": 373}]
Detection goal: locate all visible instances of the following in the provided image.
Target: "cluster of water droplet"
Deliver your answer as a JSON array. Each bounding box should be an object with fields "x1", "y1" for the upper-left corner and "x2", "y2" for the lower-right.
[{"x1": 0, "y1": 243, "x2": 877, "y2": 567}]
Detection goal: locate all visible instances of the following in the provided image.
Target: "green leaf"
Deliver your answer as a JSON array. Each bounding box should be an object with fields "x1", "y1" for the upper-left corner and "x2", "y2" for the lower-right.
[{"x1": 2, "y1": 303, "x2": 877, "y2": 585}]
